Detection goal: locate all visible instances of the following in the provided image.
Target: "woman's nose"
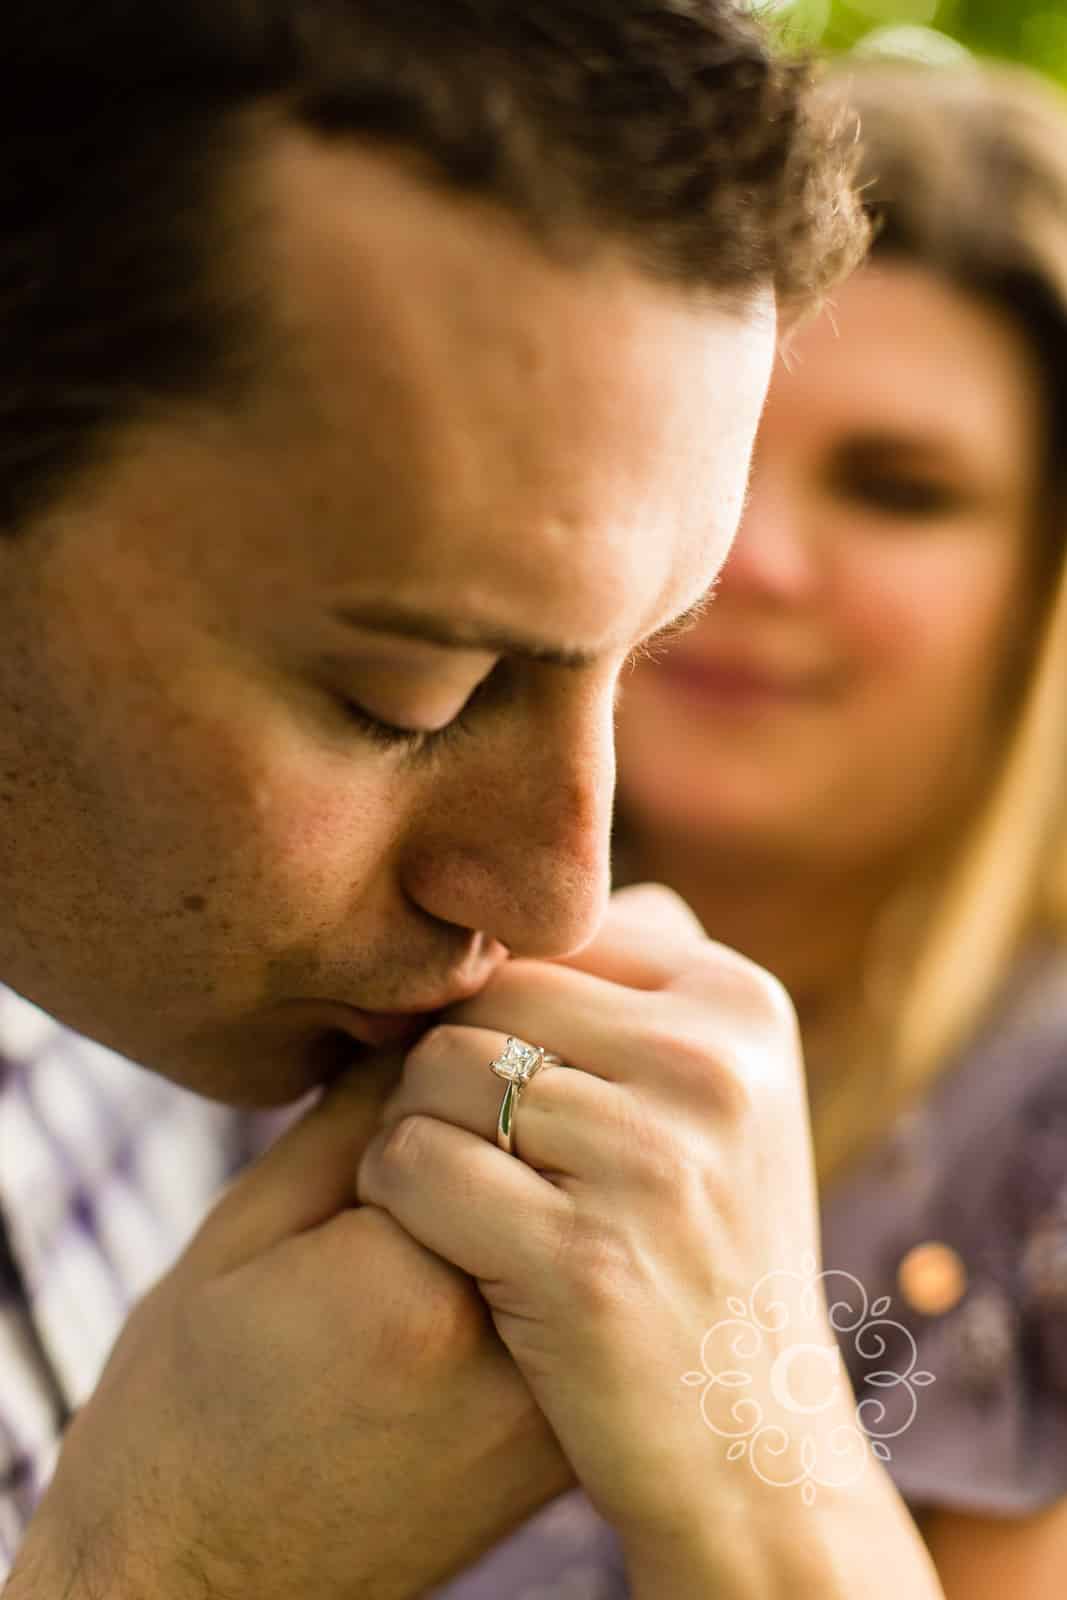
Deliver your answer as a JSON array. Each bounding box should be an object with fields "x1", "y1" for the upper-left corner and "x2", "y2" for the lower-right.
[
  {"x1": 717, "y1": 473, "x2": 821, "y2": 605},
  {"x1": 400, "y1": 688, "x2": 616, "y2": 959}
]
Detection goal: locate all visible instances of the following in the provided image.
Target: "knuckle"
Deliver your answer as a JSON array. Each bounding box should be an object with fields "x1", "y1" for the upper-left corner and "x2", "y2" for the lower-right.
[
  {"x1": 552, "y1": 1216, "x2": 636, "y2": 1319},
  {"x1": 612, "y1": 1095, "x2": 689, "y2": 1195},
  {"x1": 633, "y1": 1016, "x2": 751, "y2": 1120},
  {"x1": 705, "y1": 944, "x2": 799, "y2": 1030},
  {"x1": 610, "y1": 1097, "x2": 740, "y2": 1224},
  {"x1": 378, "y1": 1111, "x2": 433, "y2": 1173},
  {"x1": 383, "y1": 1270, "x2": 487, "y2": 1371},
  {"x1": 681, "y1": 948, "x2": 802, "y2": 1097},
  {"x1": 612, "y1": 881, "x2": 704, "y2": 934},
  {"x1": 631, "y1": 1016, "x2": 704, "y2": 1072},
  {"x1": 328, "y1": 1207, "x2": 489, "y2": 1372},
  {"x1": 751, "y1": 964, "x2": 799, "y2": 1035}
]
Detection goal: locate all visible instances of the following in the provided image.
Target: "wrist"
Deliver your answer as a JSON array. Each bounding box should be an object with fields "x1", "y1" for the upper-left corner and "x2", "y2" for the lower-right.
[
  {"x1": 4, "y1": 1514, "x2": 98, "y2": 1600},
  {"x1": 5, "y1": 1477, "x2": 186, "y2": 1600},
  {"x1": 617, "y1": 1426, "x2": 942, "y2": 1600},
  {"x1": 6, "y1": 1517, "x2": 139, "y2": 1600},
  {"x1": 617, "y1": 1475, "x2": 817, "y2": 1600}
]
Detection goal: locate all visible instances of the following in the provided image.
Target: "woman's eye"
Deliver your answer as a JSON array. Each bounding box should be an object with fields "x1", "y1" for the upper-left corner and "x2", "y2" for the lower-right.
[{"x1": 843, "y1": 475, "x2": 961, "y2": 516}]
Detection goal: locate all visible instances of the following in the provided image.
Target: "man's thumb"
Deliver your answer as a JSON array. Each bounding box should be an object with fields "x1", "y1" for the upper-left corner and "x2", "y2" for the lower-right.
[{"x1": 180, "y1": 1054, "x2": 404, "y2": 1277}]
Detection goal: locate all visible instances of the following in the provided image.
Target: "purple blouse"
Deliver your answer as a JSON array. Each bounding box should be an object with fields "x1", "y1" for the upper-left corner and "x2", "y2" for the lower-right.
[{"x1": 818, "y1": 945, "x2": 1067, "y2": 1517}]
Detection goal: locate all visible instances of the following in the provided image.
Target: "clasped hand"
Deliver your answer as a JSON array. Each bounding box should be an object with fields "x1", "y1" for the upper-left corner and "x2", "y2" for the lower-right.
[
  {"x1": 11, "y1": 885, "x2": 839, "y2": 1600},
  {"x1": 358, "y1": 883, "x2": 838, "y2": 1548}
]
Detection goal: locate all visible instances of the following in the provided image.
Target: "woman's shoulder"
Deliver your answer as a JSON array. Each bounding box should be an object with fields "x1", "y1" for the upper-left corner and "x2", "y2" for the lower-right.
[{"x1": 819, "y1": 944, "x2": 1067, "y2": 1517}]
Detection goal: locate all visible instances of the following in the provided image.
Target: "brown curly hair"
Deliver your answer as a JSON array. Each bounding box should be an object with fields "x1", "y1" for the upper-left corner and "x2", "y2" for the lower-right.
[{"x1": 0, "y1": 1, "x2": 867, "y2": 532}]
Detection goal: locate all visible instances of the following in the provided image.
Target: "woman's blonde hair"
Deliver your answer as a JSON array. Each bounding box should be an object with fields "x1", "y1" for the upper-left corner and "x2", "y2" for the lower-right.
[{"x1": 811, "y1": 59, "x2": 1067, "y2": 1187}]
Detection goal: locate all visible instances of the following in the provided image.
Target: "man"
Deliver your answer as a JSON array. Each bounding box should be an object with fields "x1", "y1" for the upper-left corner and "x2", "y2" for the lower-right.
[{"x1": 0, "y1": 4, "x2": 889, "y2": 1597}]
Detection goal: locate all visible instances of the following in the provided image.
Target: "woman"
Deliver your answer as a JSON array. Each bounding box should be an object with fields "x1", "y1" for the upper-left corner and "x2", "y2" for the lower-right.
[{"x1": 614, "y1": 58, "x2": 1067, "y2": 1595}]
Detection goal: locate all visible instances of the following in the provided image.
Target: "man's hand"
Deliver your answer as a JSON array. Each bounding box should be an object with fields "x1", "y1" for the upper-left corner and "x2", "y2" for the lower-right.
[{"x1": 6, "y1": 1058, "x2": 574, "y2": 1600}]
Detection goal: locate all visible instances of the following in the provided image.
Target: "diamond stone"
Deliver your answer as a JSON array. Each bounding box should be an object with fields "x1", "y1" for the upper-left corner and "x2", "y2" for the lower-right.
[{"x1": 490, "y1": 1036, "x2": 544, "y2": 1084}]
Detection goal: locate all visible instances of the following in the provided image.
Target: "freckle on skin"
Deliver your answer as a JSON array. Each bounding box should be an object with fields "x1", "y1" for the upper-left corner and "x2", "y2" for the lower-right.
[{"x1": 182, "y1": 894, "x2": 208, "y2": 913}]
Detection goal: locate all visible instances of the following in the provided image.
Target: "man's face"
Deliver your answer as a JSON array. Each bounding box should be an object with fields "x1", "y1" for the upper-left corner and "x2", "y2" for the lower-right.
[{"x1": 0, "y1": 133, "x2": 775, "y2": 1105}]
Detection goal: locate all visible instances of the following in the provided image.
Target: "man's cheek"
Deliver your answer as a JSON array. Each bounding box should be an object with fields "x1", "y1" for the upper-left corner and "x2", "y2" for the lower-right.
[{"x1": 249, "y1": 767, "x2": 392, "y2": 916}]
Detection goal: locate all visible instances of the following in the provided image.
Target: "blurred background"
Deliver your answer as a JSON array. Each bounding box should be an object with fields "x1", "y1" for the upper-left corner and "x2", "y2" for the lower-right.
[{"x1": 761, "y1": 0, "x2": 1067, "y2": 83}]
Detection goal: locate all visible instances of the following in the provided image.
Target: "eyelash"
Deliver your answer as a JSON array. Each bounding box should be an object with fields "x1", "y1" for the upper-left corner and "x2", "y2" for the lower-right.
[
  {"x1": 337, "y1": 670, "x2": 498, "y2": 758},
  {"x1": 336, "y1": 629, "x2": 695, "y2": 756}
]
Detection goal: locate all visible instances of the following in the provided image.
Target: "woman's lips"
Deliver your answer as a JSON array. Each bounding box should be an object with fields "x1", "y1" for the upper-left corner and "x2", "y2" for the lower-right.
[{"x1": 654, "y1": 655, "x2": 830, "y2": 709}]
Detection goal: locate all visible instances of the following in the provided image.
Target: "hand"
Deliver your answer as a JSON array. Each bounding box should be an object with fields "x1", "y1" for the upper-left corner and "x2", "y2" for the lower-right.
[
  {"x1": 8, "y1": 1058, "x2": 574, "y2": 1600},
  {"x1": 357, "y1": 885, "x2": 842, "y2": 1564}
]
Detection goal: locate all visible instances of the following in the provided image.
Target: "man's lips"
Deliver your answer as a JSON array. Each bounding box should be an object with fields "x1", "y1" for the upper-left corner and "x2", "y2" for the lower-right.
[
  {"x1": 297, "y1": 994, "x2": 483, "y2": 1049},
  {"x1": 342, "y1": 1007, "x2": 440, "y2": 1047},
  {"x1": 292, "y1": 1003, "x2": 430, "y2": 1049}
]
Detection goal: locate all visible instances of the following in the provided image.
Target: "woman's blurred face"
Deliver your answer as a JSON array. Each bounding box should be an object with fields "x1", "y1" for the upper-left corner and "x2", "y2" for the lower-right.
[{"x1": 616, "y1": 262, "x2": 1046, "y2": 871}]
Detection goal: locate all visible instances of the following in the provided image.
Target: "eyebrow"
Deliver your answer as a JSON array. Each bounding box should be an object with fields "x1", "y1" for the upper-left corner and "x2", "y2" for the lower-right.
[
  {"x1": 331, "y1": 591, "x2": 715, "y2": 670},
  {"x1": 835, "y1": 430, "x2": 973, "y2": 469}
]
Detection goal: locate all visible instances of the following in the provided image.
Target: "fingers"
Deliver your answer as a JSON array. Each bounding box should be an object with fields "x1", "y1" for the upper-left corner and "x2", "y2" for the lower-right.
[
  {"x1": 357, "y1": 1110, "x2": 574, "y2": 1292},
  {"x1": 380, "y1": 1024, "x2": 625, "y2": 1181},
  {"x1": 609, "y1": 882, "x2": 707, "y2": 939},
  {"x1": 182, "y1": 1052, "x2": 405, "y2": 1278},
  {"x1": 446, "y1": 961, "x2": 657, "y2": 1084},
  {"x1": 446, "y1": 924, "x2": 797, "y2": 1109},
  {"x1": 552, "y1": 882, "x2": 708, "y2": 989}
]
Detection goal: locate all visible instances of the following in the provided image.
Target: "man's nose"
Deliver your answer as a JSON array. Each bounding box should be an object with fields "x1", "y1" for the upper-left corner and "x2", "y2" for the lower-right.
[
  {"x1": 399, "y1": 689, "x2": 615, "y2": 960},
  {"x1": 717, "y1": 473, "x2": 821, "y2": 605}
]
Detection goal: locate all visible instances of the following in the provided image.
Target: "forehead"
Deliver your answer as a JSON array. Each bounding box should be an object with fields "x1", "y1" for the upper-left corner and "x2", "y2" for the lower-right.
[
  {"x1": 230, "y1": 131, "x2": 776, "y2": 647},
  {"x1": 765, "y1": 263, "x2": 1044, "y2": 475}
]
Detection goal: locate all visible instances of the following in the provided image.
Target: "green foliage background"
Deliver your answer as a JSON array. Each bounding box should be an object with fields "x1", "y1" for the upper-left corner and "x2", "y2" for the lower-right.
[{"x1": 763, "y1": 0, "x2": 1067, "y2": 83}]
